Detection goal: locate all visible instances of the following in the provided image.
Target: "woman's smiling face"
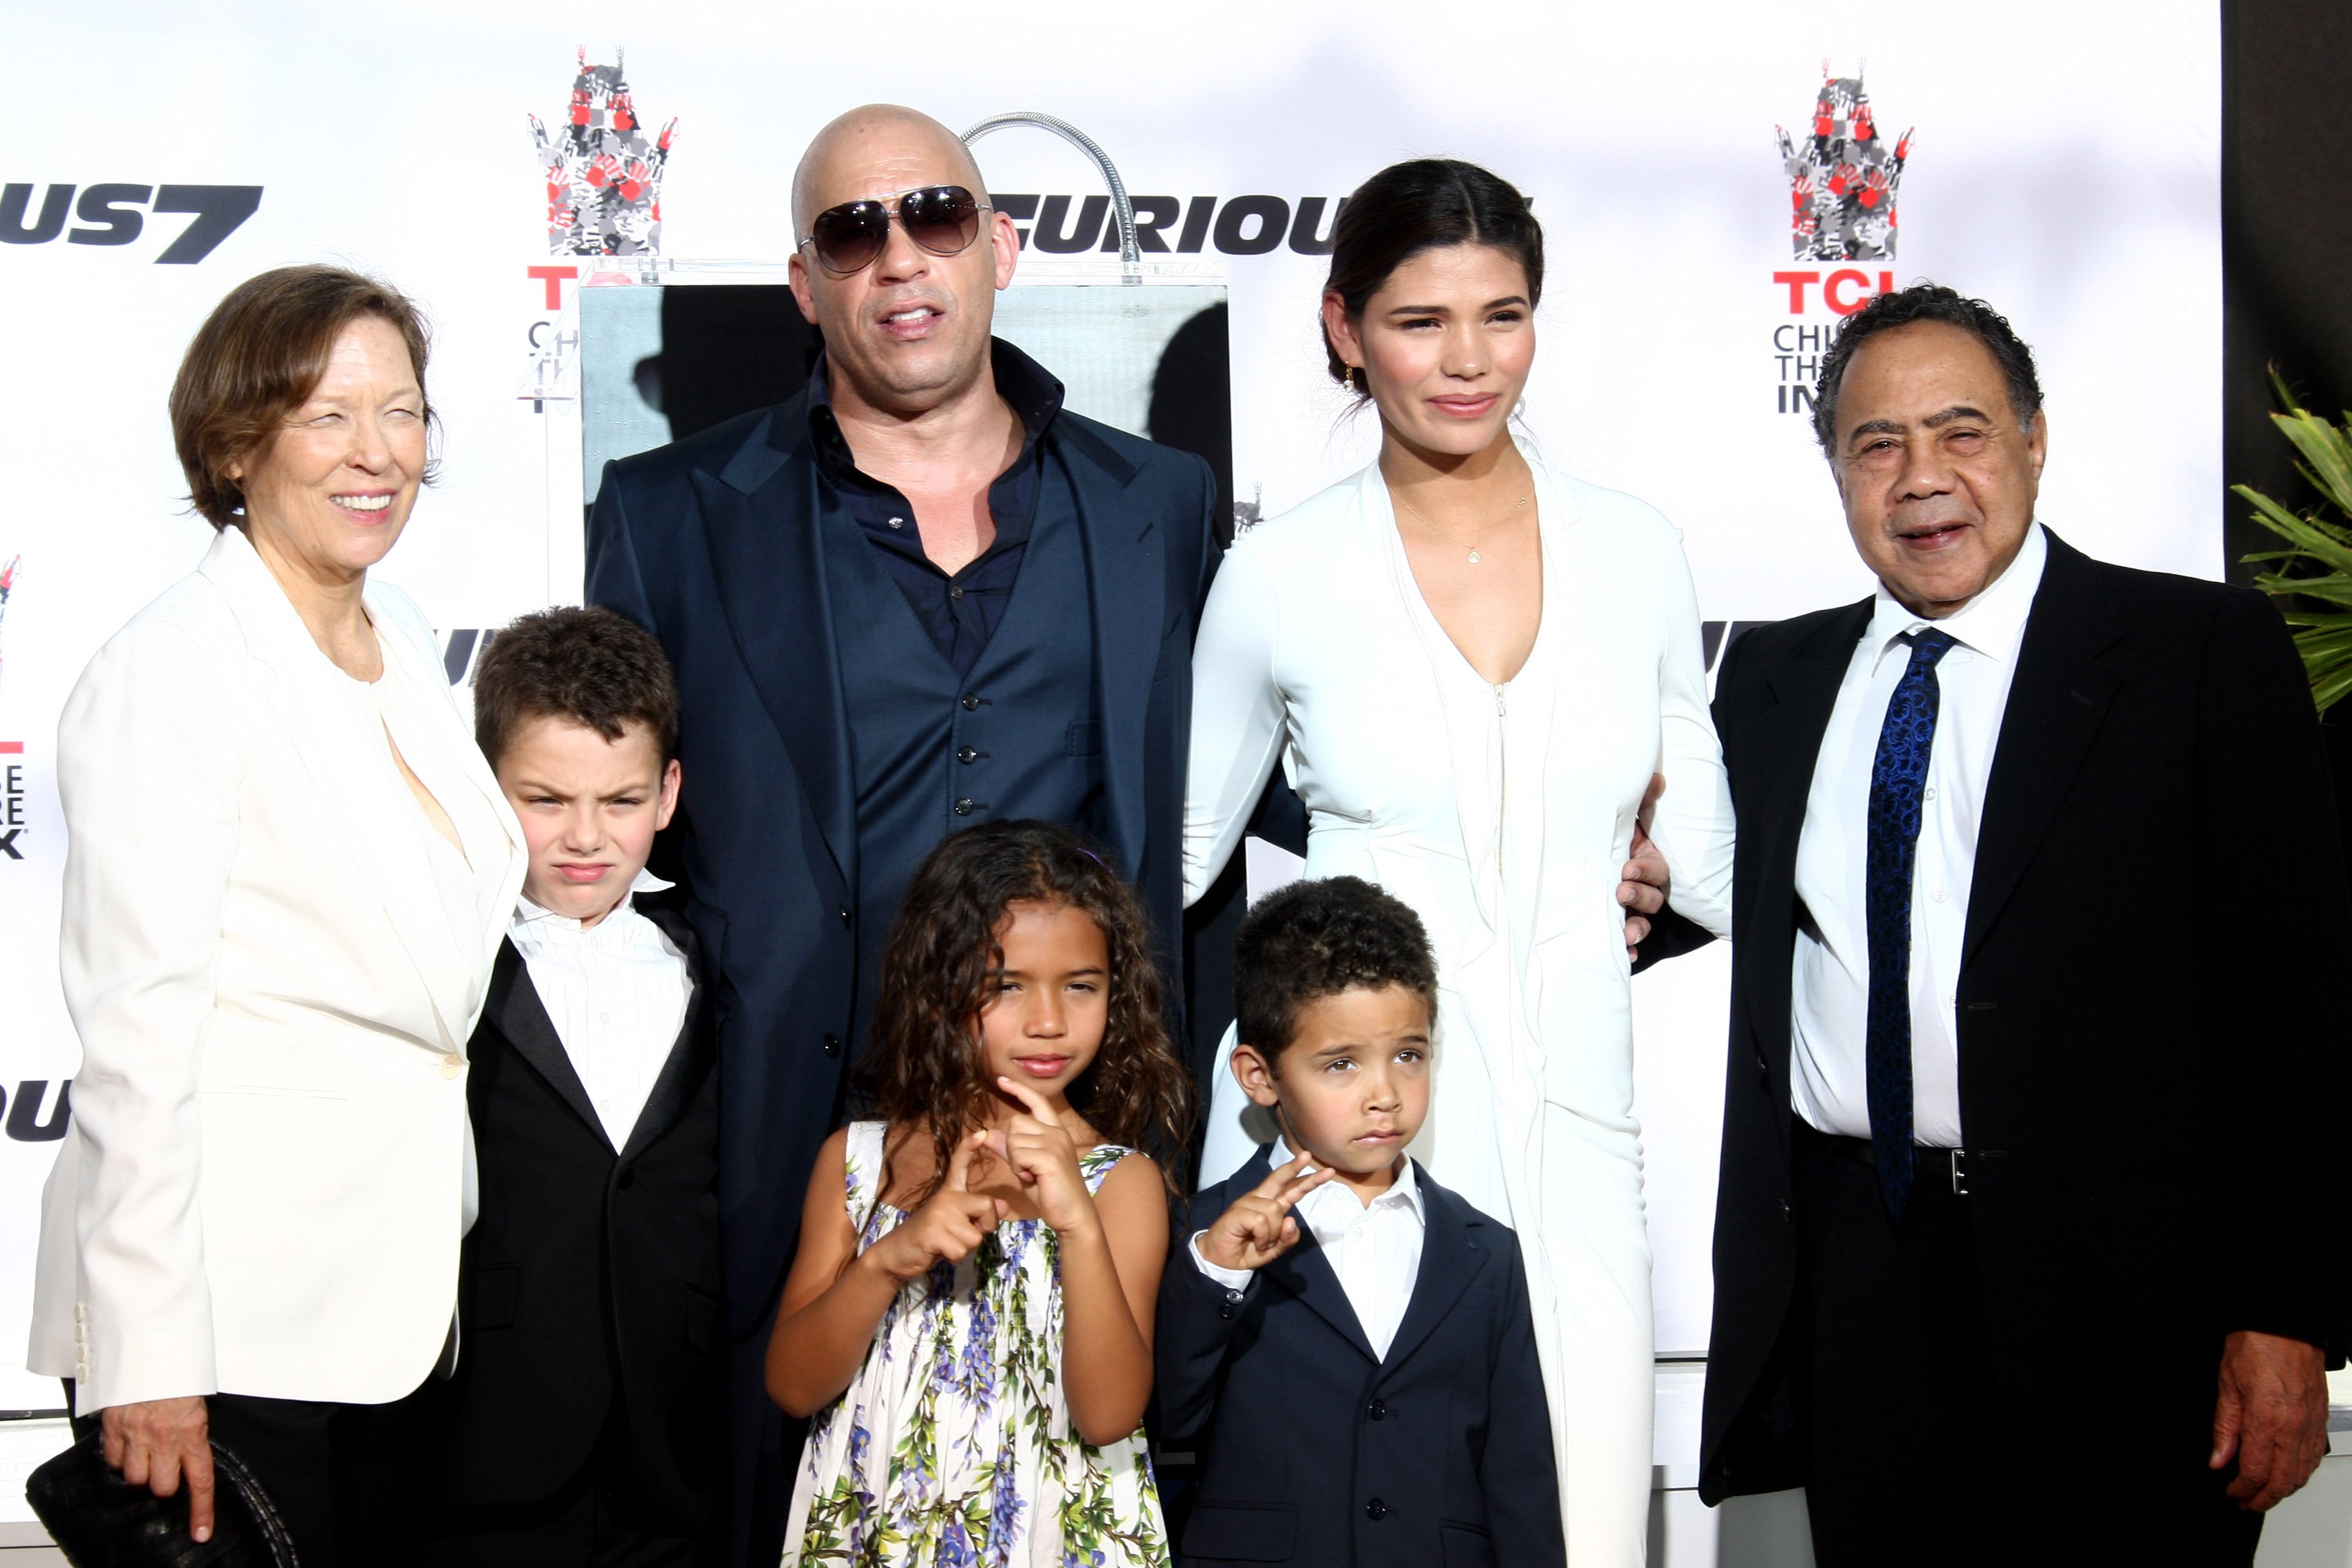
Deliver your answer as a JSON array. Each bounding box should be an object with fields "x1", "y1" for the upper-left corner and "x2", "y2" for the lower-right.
[
  {"x1": 230, "y1": 314, "x2": 426, "y2": 582},
  {"x1": 1325, "y1": 241, "x2": 1537, "y2": 464}
]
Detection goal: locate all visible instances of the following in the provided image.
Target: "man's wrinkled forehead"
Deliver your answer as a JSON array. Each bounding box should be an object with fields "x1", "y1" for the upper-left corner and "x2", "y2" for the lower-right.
[{"x1": 792, "y1": 108, "x2": 987, "y2": 234}]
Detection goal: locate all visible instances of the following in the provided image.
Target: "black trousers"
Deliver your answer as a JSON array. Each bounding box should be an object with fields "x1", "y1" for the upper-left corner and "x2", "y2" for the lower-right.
[
  {"x1": 404, "y1": 1400, "x2": 702, "y2": 1568},
  {"x1": 69, "y1": 1381, "x2": 421, "y2": 1568},
  {"x1": 1790, "y1": 1126, "x2": 2263, "y2": 1567}
]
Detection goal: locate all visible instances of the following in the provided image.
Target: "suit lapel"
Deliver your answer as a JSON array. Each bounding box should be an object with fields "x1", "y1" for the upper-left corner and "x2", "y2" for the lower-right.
[
  {"x1": 1962, "y1": 532, "x2": 2122, "y2": 967},
  {"x1": 1062, "y1": 417, "x2": 1154, "y2": 880},
  {"x1": 365, "y1": 576, "x2": 524, "y2": 1008},
  {"x1": 1217, "y1": 1145, "x2": 1378, "y2": 1363},
  {"x1": 619, "y1": 900, "x2": 712, "y2": 1161},
  {"x1": 487, "y1": 939, "x2": 608, "y2": 1149},
  {"x1": 201, "y1": 527, "x2": 474, "y2": 1047},
  {"x1": 695, "y1": 398, "x2": 857, "y2": 891},
  {"x1": 1379, "y1": 1167, "x2": 1488, "y2": 1370},
  {"x1": 1740, "y1": 600, "x2": 1872, "y2": 1051},
  {"x1": 1261, "y1": 1227, "x2": 1377, "y2": 1365}
]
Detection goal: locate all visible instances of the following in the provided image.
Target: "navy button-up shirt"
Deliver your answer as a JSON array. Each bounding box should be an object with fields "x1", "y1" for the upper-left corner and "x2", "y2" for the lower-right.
[{"x1": 806, "y1": 344, "x2": 1062, "y2": 677}]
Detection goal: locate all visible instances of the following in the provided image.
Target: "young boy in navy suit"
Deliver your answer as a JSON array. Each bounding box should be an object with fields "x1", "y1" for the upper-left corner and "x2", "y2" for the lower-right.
[
  {"x1": 406, "y1": 608, "x2": 722, "y2": 1566},
  {"x1": 1156, "y1": 877, "x2": 1563, "y2": 1568}
]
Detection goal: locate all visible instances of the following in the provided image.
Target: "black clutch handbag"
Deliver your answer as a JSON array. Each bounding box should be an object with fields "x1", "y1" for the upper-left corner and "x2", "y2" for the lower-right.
[{"x1": 24, "y1": 1431, "x2": 298, "y2": 1567}]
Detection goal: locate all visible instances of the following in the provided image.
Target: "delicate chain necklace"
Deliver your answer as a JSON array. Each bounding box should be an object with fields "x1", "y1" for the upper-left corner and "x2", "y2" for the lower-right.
[{"x1": 1392, "y1": 490, "x2": 1531, "y2": 565}]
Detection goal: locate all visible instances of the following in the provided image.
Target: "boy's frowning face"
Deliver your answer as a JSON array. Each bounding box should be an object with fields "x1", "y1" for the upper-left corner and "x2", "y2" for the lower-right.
[
  {"x1": 1233, "y1": 982, "x2": 1432, "y2": 1202},
  {"x1": 495, "y1": 716, "x2": 679, "y2": 928}
]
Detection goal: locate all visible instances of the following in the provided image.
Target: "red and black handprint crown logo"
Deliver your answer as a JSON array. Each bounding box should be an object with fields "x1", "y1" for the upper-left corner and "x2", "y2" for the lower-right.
[
  {"x1": 530, "y1": 47, "x2": 676, "y2": 256},
  {"x1": 1777, "y1": 67, "x2": 1911, "y2": 261}
]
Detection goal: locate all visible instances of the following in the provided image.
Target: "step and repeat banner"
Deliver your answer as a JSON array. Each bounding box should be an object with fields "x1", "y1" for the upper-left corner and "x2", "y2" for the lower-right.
[{"x1": 0, "y1": 1, "x2": 2216, "y2": 1408}]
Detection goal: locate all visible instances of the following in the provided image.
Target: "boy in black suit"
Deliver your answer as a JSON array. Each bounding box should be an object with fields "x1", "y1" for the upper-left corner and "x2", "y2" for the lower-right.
[
  {"x1": 1156, "y1": 877, "x2": 1563, "y2": 1568},
  {"x1": 408, "y1": 608, "x2": 722, "y2": 1566}
]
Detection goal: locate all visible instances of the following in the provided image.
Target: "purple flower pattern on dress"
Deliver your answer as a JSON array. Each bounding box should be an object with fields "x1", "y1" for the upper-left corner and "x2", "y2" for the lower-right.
[{"x1": 780, "y1": 1123, "x2": 1167, "y2": 1566}]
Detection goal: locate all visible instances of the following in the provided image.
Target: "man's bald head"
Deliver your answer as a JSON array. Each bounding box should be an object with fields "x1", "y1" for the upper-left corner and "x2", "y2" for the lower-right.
[{"x1": 791, "y1": 104, "x2": 989, "y2": 239}]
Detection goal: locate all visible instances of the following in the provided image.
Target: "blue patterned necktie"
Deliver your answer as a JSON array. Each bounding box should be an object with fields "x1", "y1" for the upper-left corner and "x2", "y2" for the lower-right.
[{"x1": 1865, "y1": 626, "x2": 1958, "y2": 1219}]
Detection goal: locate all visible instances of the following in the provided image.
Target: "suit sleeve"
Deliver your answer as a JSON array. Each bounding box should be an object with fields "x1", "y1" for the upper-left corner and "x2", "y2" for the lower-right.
[
  {"x1": 1182, "y1": 532, "x2": 1286, "y2": 908},
  {"x1": 1480, "y1": 1230, "x2": 1566, "y2": 1566},
  {"x1": 2197, "y1": 588, "x2": 2352, "y2": 1354},
  {"x1": 586, "y1": 461, "x2": 657, "y2": 635},
  {"x1": 1151, "y1": 1181, "x2": 1246, "y2": 1443},
  {"x1": 1646, "y1": 527, "x2": 1735, "y2": 941},
  {"x1": 1189, "y1": 451, "x2": 1221, "y2": 619},
  {"x1": 56, "y1": 624, "x2": 238, "y2": 1410}
]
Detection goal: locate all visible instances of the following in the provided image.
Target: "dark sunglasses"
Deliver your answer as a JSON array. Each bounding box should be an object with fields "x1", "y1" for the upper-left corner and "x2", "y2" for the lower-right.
[{"x1": 797, "y1": 184, "x2": 993, "y2": 276}]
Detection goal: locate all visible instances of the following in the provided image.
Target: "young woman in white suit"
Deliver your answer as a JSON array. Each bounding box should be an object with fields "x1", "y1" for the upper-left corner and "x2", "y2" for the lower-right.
[
  {"x1": 1183, "y1": 162, "x2": 1736, "y2": 1563},
  {"x1": 27, "y1": 267, "x2": 524, "y2": 1563}
]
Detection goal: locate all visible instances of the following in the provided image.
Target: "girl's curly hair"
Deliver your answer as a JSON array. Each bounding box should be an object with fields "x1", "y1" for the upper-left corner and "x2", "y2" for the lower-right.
[{"x1": 856, "y1": 820, "x2": 1195, "y2": 1207}]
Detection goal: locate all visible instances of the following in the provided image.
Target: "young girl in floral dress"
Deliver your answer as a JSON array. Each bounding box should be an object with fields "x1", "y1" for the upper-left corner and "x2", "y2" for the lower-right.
[{"x1": 768, "y1": 821, "x2": 1193, "y2": 1567}]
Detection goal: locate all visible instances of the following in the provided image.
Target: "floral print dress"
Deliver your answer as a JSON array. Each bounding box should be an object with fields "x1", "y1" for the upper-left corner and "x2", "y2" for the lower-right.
[{"x1": 783, "y1": 1120, "x2": 1170, "y2": 1568}]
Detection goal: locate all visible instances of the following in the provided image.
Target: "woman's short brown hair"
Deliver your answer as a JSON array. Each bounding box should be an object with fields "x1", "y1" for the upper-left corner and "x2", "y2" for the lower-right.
[{"x1": 169, "y1": 265, "x2": 437, "y2": 530}]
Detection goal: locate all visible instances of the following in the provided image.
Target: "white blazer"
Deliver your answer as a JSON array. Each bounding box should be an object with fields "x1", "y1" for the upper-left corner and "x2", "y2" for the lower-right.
[{"x1": 27, "y1": 525, "x2": 524, "y2": 1411}]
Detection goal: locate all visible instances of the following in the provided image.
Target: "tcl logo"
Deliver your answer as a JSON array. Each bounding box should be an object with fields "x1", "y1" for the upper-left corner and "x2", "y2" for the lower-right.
[
  {"x1": 1772, "y1": 267, "x2": 1897, "y2": 317},
  {"x1": 2, "y1": 183, "x2": 263, "y2": 263}
]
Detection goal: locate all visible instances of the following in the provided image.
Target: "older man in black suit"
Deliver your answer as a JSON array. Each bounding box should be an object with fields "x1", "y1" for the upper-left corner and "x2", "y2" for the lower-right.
[
  {"x1": 1699, "y1": 285, "x2": 2352, "y2": 1564},
  {"x1": 586, "y1": 104, "x2": 1225, "y2": 1563}
]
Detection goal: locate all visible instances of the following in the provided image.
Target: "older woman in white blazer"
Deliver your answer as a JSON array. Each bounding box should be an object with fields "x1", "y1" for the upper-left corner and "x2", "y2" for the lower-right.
[
  {"x1": 1184, "y1": 163, "x2": 1735, "y2": 1563},
  {"x1": 27, "y1": 267, "x2": 523, "y2": 1562}
]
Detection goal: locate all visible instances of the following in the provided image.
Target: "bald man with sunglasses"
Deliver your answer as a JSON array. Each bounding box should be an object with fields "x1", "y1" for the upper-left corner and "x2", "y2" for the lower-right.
[{"x1": 585, "y1": 103, "x2": 1225, "y2": 1564}]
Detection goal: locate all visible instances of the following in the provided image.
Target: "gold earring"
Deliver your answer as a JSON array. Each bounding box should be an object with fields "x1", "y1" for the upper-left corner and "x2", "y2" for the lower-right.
[{"x1": 1344, "y1": 366, "x2": 1358, "y2": 394}]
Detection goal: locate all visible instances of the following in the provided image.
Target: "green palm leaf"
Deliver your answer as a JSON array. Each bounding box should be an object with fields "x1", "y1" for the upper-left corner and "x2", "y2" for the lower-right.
[{"x1": 2237, "y1": 376, "x2": 2352, "y2": 711}]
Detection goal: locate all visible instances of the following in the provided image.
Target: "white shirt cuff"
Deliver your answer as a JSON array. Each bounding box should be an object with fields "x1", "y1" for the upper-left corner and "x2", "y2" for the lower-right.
[{"x1": 1189, "y1": 1230, "x2": 1254, "y2": 1294}]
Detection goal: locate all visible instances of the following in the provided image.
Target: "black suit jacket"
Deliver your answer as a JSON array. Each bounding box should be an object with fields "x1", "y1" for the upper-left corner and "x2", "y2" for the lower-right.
[
  {"x1": 1699, "y1": 529, "x2": 2352, "y2": 1501},
  {"x1": 419, "y1": 898, "x2": 723, "y2": 1526},
  {"x1": 1156, "y1": 1147, "x2": 1564, "y2": 1568},
  {"x1": 586, "y1": 359, "x2": 1219, "y2": 1344}
]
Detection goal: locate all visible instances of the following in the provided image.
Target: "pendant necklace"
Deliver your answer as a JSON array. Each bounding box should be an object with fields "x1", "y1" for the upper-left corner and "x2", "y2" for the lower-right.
[{"x1": 1392, "y1": 491, "x2": 1530, "y2": 564}]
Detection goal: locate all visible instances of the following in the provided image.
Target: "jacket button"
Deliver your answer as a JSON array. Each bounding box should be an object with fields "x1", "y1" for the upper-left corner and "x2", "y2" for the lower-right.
[
  {"x1": 1364, "y1": 1499, "x2": 1388, "y2": 1521},
  {"x1": 1218, "y1": 1303, "x2": 1233, "y2": 1320},
  {"x1": 838, "y1": 907, "x2": 851, "y2": 927},
  {"x1": 616, "y1": 1168, "x2": 635, "y2": 1191},
  {"x1": 822, "y1": 1033, "x2": 841, "y2": 1058},
  {"x1": 962, "y1": 693, "x2": 981, "y2": 711},
  {"x1": 1780, "y1": 1196, "x2": 1793, "y2": 1222},
  {"x1": 1367, "y1": 1399, "x2": 1387, "y2": 1421},
  {"x1": 956, "y1": 746, "x2": 978, "y2": 764},
  {"x1": 954, "y1": 798, "x2": 975, "y2": 817},
  {"x1": 441, "y1": 1054, "x2": 463, "y2": 1079}
]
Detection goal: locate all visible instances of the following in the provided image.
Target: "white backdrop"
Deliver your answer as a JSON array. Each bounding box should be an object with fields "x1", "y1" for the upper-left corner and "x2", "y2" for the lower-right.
[{"x1": 0, "y1": 0, "x2": 2217, "y2": 1408}]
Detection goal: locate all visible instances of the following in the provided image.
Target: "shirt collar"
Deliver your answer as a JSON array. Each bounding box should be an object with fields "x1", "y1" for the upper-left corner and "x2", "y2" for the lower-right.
[
  {"x1": 1274, "y1": 1141, "x2": 1427, "y2": 1227},
  {"x1": 514, "y1": 866, "x2": 673, "y2": 935},
  {"x1": 804, "y1": 337, "x2": 1065, "y2": 486},
  {"x1": 1865, "y1": 521, "x2": 2048, "y2": 674}
]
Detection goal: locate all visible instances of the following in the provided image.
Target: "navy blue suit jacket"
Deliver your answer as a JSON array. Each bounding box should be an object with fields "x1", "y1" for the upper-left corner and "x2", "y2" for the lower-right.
[
  {"x1": 586, "y1": 363, "x2": 1218, "y2": 1563},
  {"x1": 587, "y1": 371, "x2": 1216, "y2": 1335},
  {"x1": 1156, "y1": 1146, "x2": 1564, "y2": 1568}
]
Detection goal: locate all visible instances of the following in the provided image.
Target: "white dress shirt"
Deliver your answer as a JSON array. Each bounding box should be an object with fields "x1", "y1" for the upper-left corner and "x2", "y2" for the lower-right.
[
  {"x1": 1191, "y1": 1146, "x2": 1426, "y2": 1359},
  {"x1": 1790, "y1": 523, "x2": 2049, "y2": 1147},
  {"x1": 508, "y1": 869, "x2": 692, "y2": 1149}
]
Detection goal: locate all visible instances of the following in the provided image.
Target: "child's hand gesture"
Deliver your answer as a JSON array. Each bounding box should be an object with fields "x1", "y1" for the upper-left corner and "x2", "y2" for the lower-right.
[
  {"x1": 1196, "y1": 1152, "x2": 1336, "y2": 1272},
  {"x1": 864, "y1": 1131, "x2": 1007, "y2": 1284},
  {"x1": 989, "y1": 1076, "x2": 1098, "y2": 1236}
]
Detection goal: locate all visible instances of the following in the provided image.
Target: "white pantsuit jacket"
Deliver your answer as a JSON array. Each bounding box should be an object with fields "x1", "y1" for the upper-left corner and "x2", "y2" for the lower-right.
[
  {"x1": 1184, "y1": 447, "x2": 1736, "y2": 1564},
  {"x1": 27, "y1": 525, "x2": 522, "y2": 1412}
]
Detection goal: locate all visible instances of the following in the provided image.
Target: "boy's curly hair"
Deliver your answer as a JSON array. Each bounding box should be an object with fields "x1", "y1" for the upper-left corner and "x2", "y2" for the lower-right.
[{"x1": 1233, "y1": 876, "x2": 1438, "y2": 1068}]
